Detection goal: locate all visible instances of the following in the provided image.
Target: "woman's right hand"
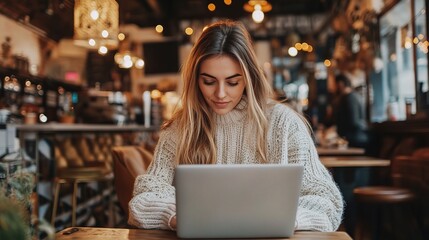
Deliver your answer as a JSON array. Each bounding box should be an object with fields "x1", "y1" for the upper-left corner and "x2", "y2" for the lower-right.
[{"x1": 168, "y1": 215, "x2": 177, "y2": 231}]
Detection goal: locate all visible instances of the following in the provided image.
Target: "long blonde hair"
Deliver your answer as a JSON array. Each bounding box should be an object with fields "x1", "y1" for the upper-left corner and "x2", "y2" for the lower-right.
[{"x1": 163, "y1": 20, "x2": 273, "y2": 164}]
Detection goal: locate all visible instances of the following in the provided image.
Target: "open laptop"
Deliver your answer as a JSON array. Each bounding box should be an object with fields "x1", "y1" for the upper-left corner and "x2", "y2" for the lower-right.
[{"x1": 175, "y1": 164, "x2": 304, "y2": 239}]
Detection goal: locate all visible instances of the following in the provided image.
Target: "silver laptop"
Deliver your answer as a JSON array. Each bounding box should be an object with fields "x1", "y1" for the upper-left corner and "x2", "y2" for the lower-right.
[{"x1": 175, "y1": 164, "x2": 304, "y2": 239}]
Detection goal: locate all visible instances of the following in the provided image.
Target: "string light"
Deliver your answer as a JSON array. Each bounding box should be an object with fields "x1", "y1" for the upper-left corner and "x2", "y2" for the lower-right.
[
  {"x1": 185, "y1": 27, "x2": 194, "y2": 35},
  {"x1": 208, "y1": 3, "x2": 216, "y2": 11},
  {"x1": 118, "y1": 33, "x2": 126, "y2": 41},
  {"x1": 288, "y1": 47, "x2": 298, "y2": 57},
  {"x1": 98, "y1": 46, "x2": 108, "y2": 55},
  {"x1": 155, "y1": 25, "x2": 164, "y2": 33},
  {"x1": 324, "y1": 59, "x2": 331, "y2": 67}
]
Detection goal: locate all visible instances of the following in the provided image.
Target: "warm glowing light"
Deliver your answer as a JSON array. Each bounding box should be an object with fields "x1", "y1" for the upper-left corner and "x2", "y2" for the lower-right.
[
  {"x1": 88, "y1": 39, "x2": 96, "y2": 46},
  {"x1": 74, "y1": 0, "x2": 119, "y2": 50},
  {"x1": 123, "y1": 58, "x2": 133, "y2": 68},
  {"x1": 244, "y1": 0, "x2": 272, "y2": 12},
  {"x1": 252, "y1": 5, "x2": 264, "y2": 23},
  {"x1": 405, "y1": 41, "x2": 413, "y2": 49},
  {"x1": 90, "y1": 10, "x2": 99, "y2": 20},
  {"x1": 124, "y1": 54, "x2": 132, "y2": 61},
  {"x1": 208, "y1": 3, "x2": 216, "y2": 11},
  {"x1": 288, "y1": 47, "x2": 298, "y2": 56},
  {"x1": 308, "y1": 45, "x2": 313, "y2": 52},
  {"x1": 295, "y1": 43, "x2": 302, "y2": 50},
  {"x1": 324, "y1": 59, "x2": 331, "y2": 67},
  {"x1": 390, "y1": 53, "x2": 397, "y2": 61},
  {"x1": 301, "y1": 42, "x2": 309, "y2": 51},
  {"x1": 151, "y1": 89, "x2": 162, "y2": 99},
  {"x1": 118, "y1": 33, "x2": 125, "y2": 41},
  {"x1": 115, "y1": 51, "x2": 144, "y2": 69},
  {"x1": 244, "y1": 1, "x2": 271, "y2": 24},
  {"x1": 418, "y1": 34, "x2": 425, "y2": 40},
  {"x1": 101, "y1": 30, "x2": 109, "y2": 38},
  {"x1": 155, "y1": 25, "x2": 164, "y2": 33},
  {"x1": 39, "y1": 114, "x2": 48, "y2": 123},
  {"x1": 185, "y1": 27, "x2": 194, "y2": 35},
  {"x1": 135, "y1": 59, "x2": 145, "y2": 69},
  {"x1": 98, "y1": 46, "x2": 108, "y2": 55},
  {"x1": 203, "y1": 26, "x2": 208, "y2": 31},
  {"x1": 224, "y1": 0, "x2": 232, "y2": 5}
]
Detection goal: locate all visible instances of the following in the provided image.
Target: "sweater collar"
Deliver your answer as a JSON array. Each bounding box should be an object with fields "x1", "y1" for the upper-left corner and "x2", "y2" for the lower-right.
[{"x1": 214, "y1": 96, "x2": 247, "y2": 125}]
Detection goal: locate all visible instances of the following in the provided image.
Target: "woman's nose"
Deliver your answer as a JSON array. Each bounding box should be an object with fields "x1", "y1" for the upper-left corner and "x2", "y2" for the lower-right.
[{"x1": 215, "y1": 84, "x2": 227, "y2": 99}]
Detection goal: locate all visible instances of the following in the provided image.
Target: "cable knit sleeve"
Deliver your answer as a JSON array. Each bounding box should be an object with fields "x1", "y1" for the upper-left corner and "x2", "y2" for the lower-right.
[
  {"x1": 128, "y1": 126, "x2": 178, "y2": 229},
  {"x1": 271, "y1": 105, "x2": 344, "y2": 232}
]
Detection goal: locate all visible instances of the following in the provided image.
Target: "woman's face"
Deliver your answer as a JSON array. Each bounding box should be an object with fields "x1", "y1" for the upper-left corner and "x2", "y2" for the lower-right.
[{"x1": 198, "y1": 55, "x2": 246, "y2": 115}]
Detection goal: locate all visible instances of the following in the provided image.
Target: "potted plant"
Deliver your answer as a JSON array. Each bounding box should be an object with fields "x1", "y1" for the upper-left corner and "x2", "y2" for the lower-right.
[
  {"x1": 0, "y1": 171, "x2": 54, "y2": 240},
  {"x1": 59, "y1": 111, "x2": 75, "y2": 124},
  {"x1": 0, "y1": 195, "x2": 29, "y2": 240},
  {"x1": 59, "y1": 104, "x2": 76, "y2": 124}
]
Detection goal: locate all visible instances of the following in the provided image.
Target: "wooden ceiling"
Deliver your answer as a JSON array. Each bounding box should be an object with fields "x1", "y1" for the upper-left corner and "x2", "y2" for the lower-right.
[{"x1": 0, "y1": 0, "x2": 341, "y2": 41}]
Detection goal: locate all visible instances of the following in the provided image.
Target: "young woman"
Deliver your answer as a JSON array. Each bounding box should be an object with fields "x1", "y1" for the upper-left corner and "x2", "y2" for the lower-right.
[{"x1": 128, "y1": 20, "x2": 343, "y2": 232}]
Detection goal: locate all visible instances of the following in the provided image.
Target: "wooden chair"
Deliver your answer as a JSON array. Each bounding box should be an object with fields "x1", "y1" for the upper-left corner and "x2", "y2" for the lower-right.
[
  {"x1": 353, "y1": 152, "x2": 429, "y2": 240},
  {"x1": 112, "y1": 146, "x2": 153, "y2": 219}
]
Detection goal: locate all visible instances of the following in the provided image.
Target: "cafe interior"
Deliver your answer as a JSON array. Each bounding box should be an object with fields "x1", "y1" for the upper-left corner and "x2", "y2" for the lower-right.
[{"x1": 0, "y1": 0, "x2": 429, "y2": 239}]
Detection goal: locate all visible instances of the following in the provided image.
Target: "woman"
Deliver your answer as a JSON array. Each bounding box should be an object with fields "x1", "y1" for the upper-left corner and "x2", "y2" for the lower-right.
[{"x1": 128, "y1": 20, "x2": 343, "y2": 232}]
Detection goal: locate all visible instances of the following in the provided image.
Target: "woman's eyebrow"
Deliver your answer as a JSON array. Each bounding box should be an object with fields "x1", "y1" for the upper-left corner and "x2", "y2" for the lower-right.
[
  {"x1": 200, "y1": 73, "x2": 242, "y2": 79},
  {"x1": 200, "y1": 73, "x2": 216, "y2": 79},
  {"x1": 226, "y1": 73, "x2": 242, "y2": 79}
]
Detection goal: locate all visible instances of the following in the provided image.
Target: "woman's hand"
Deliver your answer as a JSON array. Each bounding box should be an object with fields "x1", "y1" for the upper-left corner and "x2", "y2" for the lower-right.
[{"x1": 168, "y1": 215, "x2": 177, "y2": 230}]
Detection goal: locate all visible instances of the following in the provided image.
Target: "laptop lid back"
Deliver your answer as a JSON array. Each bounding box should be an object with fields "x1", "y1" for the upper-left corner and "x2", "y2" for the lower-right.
[{"x1": 175, "y1": 164, "x2": 303, "y2": 238}]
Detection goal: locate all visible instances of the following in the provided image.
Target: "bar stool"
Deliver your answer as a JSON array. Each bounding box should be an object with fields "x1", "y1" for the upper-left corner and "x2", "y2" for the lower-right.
[
  {"x1": 51, "y1": 164, "x2": 114, "y2": 226},
  {"x1": 51, "y1": 137, "x2": 115, "y2": 227},
  {"x1": 353, "y1": 155, "x2": 422, "y2": 240},
  {"x1": 353, "y1": 186, "x2": 415, "y2": 239}
]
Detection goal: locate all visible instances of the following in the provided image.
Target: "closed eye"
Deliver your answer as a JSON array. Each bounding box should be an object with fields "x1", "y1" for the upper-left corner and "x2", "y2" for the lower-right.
[
  {"x1": 227, "y1": 82, "x2": 239, "y2": 86},
  {"x1": 202, "y1": 79, "x2": 216, "y2": 85}
]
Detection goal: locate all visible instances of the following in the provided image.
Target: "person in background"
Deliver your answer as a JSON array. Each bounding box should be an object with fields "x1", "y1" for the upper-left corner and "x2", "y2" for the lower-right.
[
  {"x1": 128, "y1": 20, "x2": 343, "y2": 232},
  {"x1": 334, "y1": 74, "x2": 368, "y2": 148}
]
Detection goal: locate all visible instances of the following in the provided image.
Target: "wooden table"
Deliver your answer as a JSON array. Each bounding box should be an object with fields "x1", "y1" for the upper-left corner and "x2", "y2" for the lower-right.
[
  {"x1": 320, "y1": 156, "x2": 390, "y2": 168},
  {"x1": 317, "y1": 147, "x2": 365, "y2": 156},
  {"x1": 56, "y1": 227, "x2": 352, "y2": 240}
]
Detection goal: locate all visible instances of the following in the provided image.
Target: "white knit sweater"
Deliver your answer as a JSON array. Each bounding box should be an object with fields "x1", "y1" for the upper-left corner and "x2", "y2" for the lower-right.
[{"x1": 128, "y1": 98, "x2": 344, "y2": 232}]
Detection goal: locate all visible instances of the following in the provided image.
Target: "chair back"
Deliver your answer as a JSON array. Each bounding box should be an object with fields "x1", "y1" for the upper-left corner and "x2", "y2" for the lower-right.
[
  {"x1": 112, "y1": 146, "x2": 153, "y2": 218},
  {"x1": 391, "y1": 154, "x2": 429, "y2": 194}
]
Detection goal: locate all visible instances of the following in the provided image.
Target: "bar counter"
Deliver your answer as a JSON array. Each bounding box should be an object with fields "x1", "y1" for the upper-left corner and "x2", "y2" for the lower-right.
[{"x1": 14, "y1": 123, "x2": 158, "y2": 133}]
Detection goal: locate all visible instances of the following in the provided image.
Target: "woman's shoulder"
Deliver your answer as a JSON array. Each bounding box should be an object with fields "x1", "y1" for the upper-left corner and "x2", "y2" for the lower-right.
[
  {"x1": 267, "y1": 101, "x2": 309, "y2": 129},
  {"x1": 268, "y1": 101, "x2": 298, "y2": 119},
  {"x1": 159, "y1": 120, "x2": 180, "y2": 139}
]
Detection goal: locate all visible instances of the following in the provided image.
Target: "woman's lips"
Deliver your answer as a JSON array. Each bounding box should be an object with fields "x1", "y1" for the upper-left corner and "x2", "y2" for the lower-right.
[{"x1": 213, "y1": 101, "x2": 229, "y2": 108}]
